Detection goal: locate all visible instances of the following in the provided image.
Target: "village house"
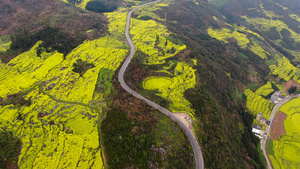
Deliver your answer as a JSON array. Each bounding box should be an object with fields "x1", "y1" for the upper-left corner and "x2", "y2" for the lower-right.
[
  {"x1": 256, "y1": 112, "x2": 270, "y2": 126},
  {"x1": 270, "y1": 91, "x2": 284, "y2": 104}
]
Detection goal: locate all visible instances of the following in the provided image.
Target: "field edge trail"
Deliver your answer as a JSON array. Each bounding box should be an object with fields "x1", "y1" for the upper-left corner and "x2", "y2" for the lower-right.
[{"x1": 117, "y1": 1, "x2": 204, "y2": 169}]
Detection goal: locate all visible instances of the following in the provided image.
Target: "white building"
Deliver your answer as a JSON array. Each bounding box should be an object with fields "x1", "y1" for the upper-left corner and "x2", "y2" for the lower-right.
[{"x1": 252, "y1": 128, "x2": 263, "y2": 139}]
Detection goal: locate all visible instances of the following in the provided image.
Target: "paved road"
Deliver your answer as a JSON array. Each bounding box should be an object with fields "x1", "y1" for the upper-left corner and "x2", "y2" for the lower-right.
[
  {"x1": 117, "y1": 1, "x2": 204, "y2": 169},
  {"x1": 261, "y1": 94, "x2": 300, "y2": 169}
]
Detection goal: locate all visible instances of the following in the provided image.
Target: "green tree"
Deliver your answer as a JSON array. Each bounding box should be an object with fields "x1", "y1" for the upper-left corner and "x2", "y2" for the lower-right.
[
  {"x1": 288, "y1": 86, "x2": 297, "y2": 94},
  {"x1": 0, "y1": 131, "x2": 21, "y2": 168}
]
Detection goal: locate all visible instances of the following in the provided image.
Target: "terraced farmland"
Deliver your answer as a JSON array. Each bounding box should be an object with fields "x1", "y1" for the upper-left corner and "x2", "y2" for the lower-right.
[
  {"x1": 0, "y1": 35, "x2": 11, "y2": 53},
  {"x1": 242, "y1": 16, "x2": 300, "y2": 43},
  {"x1": 60, "y1": 0, "x2": 92, "y2": 9},
  {"x1": 255, "y1": 81, "x2": 275, "y2": 97},
  {"x1": 207, "y1": 26, "x2": 270, "y2": 59},
  {"x1": 143, "y1": 62, "x2": 196, "y2": 118},
  {"x1": 131, "y1": 18, "x2": 186, "y2": 65},
  {"x1": 207, "y1": 16, "x2": 300, "y2": 84},
  {"x1": 1, "y1": 0, "x2": 194, "y2": 167},
  {"x1": 0, "y1": 4, "x2": 129, "y2": 168},
  {"x1": 240, "y1": 10, "x2": 300, "y2": 79},
  {"x1": 244, "y1": 89, "x2": 274, "y2": 119},
  {"x1": 268, "y1": 97, "x2": 300, "y2": 169},
  {"x1": 207, "y1": 27, "x2": 250, "y2": 49},
  {"x1": 269, "y1": 57, "x2": 300, "y2": 83},
  {"x1": 129, "y1": 2, "x2": 196, "y2": 117}
]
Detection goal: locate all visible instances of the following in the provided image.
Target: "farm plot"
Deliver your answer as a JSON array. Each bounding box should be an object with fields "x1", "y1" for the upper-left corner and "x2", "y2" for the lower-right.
[
  {"x1": 244, "y1": 89, "x2": 274, "y2": 118},
  {"x1": 0, "y1": 4, "x2": 129, "y2": 168},
  {"x1": 268, "y1": 97, "x2": 300, "y2": 169},
  {"x1": 269, "y1": 57, "x2": 300, "y2": 83},
  {"x1": 242, "y1": 13, "x2": 300, "y2": 65},
  {"x1": 241, "y1": 16, "x2": 300, "y2": 43},
  {"x1": 283, "y1": 80, "x2": 300, "y2": 94},
  {"x1": 255, "y1": 81, "x2": 276, "y2": 97},
  {"x1": 131, "y1": 18, "x2": 186, "y2": 65},
  {"x1": 207, "y1": 27, "x2": 250, "y2": 49},
  {"x1": 0, "y1": 35, "x2": 11, "y2": 53},
  {"x1": 143, "y1": 62, "x2": 196, "y2": 118},
  {"x1": 270, "y1": 111, "x2": 287, "y2": 141},
  {"x1": 130, "y1": 3, "x2": 196, "y2": 117},
  {"x1": 207, "y1": 26, "x2": 270, "y2": 59},
  {"x1": 60, "y1": 0, "x2": 92, "y2": 9},
  {"x1": 207, "y1": 17, "x2": 300, "y2": 83},
  {"x1": 0, "y1": 86, "x2": 103, "y2": 168}
]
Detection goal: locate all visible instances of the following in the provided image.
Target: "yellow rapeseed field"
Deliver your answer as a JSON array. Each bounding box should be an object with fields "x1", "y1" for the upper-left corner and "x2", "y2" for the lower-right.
[
  {"x1": 244, "y1": 89, "x2": 274, "y2": 118},
  {"x1": 255, "y1": 81, "x2": 275, "y2": 97},
  {"x1": 133, "y1": 2, "x2": 197, "y2": 117},
  {"x1": 268, "y1": 98, "x2": 300, "y2": 169},
  {"x1": 143, "y1": 62, "x2": 196, "y2": 117},
  {"x1": 0, "y1": 2, "x2": 130, "y2": 168}
]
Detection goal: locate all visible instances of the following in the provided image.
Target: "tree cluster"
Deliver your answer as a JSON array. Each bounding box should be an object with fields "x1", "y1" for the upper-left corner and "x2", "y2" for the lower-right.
[
  {"x1": 288, "y1": 85, "x2": 297, "y2": 94},
  {"x1": 86, "y1": 1, "x2": 117, "y2": 13},
  {"x1": 72, "y1": 59, "x2": 95, "y2": 77},
  {"x1": 10, "y1": 27, "x2": 85, "y2": 58},
  {"x1": 101, "y1": 110, "x2": 158, "y2": 168},
  {"x1": 0, "y1": 131, "x2": 21, "y2": 168}
]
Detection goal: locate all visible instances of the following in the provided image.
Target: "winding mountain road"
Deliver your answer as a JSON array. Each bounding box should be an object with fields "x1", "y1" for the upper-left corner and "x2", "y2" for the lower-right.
[
  {"x1": 261, "y1": 94, "x2": 300, "y2": 169},
  {"x1": 117, "y1": 1, "x2": 204, "y2": 169}
]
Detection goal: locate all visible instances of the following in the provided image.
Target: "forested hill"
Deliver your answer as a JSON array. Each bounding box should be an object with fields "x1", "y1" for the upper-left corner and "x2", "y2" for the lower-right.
[
  {"x1": 1, "y1": 0, "x2": 300, "y2": 168},
  {"x1": 124, "y1": 0, "x2": 300, "y2": 168},
  {"x1": 0, "y1": 0, "x2": 107, "y2": 62},
  {"x1": 0, "y1": 0, "x2": 107, "y2": 37},
  {"x1": 150, "y1": 0, "x2": 300, "y2": 168}
]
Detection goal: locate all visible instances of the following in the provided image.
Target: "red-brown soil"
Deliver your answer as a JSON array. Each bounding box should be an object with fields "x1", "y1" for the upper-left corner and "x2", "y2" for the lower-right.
[
  {"x1": 283, "y1": 80, "x2": 300, "y2": 94},
  {"x1": 271, "y1": 111, "x2": 287, "y2": 141}
]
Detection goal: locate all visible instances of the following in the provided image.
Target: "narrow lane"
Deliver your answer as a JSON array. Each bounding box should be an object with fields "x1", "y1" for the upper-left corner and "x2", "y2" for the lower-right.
[
  {"x1": 117, "y1": 1, "x2": 204, "y2": 169},
  {"x1": 262, "y1": 94, "x2": 300, "y2": 169}
]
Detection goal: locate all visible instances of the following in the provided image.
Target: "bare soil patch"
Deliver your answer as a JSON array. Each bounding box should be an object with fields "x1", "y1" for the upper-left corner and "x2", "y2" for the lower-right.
[
  {"x1": 283, "y1": 80, "x2": 300, "y2": 94},
  {"x1": 173, "y1": 113, "x2": 193, "y2": 131},
  {"x1": 271, "y1": 111, "x2": 287, "y2": 141}
]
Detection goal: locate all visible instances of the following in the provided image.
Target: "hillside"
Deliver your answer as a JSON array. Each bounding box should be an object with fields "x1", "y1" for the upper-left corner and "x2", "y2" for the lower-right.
[
  {"x1": 0, "y1": 0, "x2": 107, "y2": 62},
  {"x1": 125, "y1": 0, "x2": 300, "y2": 168},
  {"x1": 0, "y1": 0, "x2": 110, "y2": 168},
  {"x1": 164, "y1": 0, "x2": 300, "y2": 168},
  {"x1": 1, "y1": 0, "x2": 300, "y2": 168},
  {"x1": 0, "y1": 0, "x2": 107, "y2": 37}
]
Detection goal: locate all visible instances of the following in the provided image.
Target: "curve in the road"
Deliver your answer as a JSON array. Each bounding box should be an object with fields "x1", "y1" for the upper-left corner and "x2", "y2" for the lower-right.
[{"x1": 117, "y1": 1, "x2": 204, "y2": 169}]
